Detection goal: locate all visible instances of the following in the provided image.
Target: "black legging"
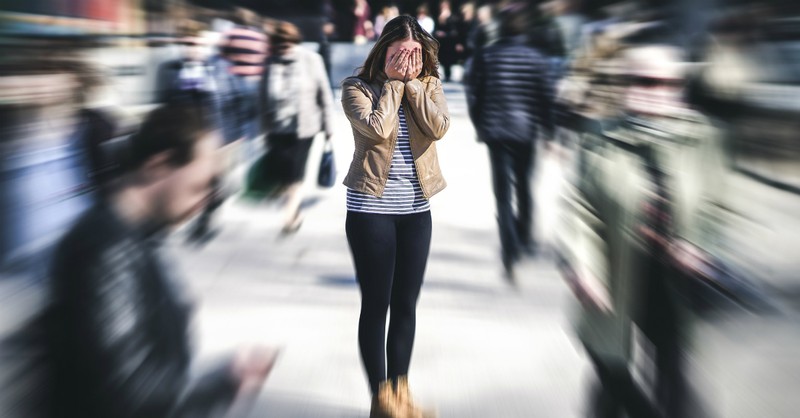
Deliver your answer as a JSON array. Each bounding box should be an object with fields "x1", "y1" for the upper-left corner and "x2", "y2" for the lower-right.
[{"x1": 345, "y1": 210, "x2": 432, "y2": 395}]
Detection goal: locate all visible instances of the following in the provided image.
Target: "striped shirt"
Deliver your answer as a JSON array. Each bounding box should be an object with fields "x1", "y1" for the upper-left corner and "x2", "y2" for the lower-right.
[
  {"x1": 222, "y1": 26, "x2": 267, "y2": 76},
  {"x1": 347, "y1": 106, "x2": 431, "y2": 215}
]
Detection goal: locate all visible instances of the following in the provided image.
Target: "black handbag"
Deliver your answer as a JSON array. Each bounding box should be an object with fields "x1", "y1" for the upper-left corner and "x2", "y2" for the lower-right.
[{"x1": 317, "y1": 140, "x2": 336, "y2": 188}]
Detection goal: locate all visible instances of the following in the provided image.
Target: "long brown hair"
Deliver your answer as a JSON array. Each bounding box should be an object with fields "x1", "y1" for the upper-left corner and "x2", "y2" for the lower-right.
[{"x1": 357, "y1": 15, "x2": 440, "y2": 82}]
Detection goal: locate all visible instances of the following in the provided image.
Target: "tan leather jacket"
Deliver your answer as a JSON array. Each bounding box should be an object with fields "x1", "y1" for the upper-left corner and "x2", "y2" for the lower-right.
[{"x1": 341, "y1": 75, "x2": 449, "y2": 199}]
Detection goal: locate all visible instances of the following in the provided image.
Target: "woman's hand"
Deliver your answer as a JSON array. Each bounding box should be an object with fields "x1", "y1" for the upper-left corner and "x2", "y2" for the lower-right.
[
  {"x1": 385, "y1": 49, "x2": 410, "y2": 81},
  {"x1": 404, "y1": 48, "x2": 422, "y2": 82}
]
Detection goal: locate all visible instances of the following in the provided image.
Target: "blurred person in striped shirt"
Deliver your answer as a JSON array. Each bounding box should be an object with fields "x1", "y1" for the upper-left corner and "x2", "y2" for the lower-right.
[{"x1": 187, "y1": 12, "x2": 268, "y2": 244}]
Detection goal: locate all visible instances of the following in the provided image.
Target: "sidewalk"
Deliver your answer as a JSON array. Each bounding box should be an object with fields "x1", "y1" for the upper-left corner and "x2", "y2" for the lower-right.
[{"x1": 170, "y1": 83, "x2": 590, "y2": 417}]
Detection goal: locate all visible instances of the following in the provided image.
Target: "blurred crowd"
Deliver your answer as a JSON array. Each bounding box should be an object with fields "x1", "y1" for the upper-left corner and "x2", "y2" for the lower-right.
[
  {"x1": 1, "y1": 0, "x2": 800, "y2": 417},
  {"x1": 471, "y1": 1, "x2": 800, "y2": 417},
  {"x1": 0, "y1": 4, "x2": 332, "y2": 418}
]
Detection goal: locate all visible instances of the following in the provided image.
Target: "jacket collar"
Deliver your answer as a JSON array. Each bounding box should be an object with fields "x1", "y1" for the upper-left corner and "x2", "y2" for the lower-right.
[{"x1": 271, "y1": 47, "x2": 298, "y2": 64}]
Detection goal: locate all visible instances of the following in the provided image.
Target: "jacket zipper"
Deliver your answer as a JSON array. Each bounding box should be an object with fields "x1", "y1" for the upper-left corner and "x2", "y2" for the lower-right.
[
  {"x1": 404, "y1": 99, "x2": 430, "y2": 199},
  {"x1": 380, "y1": 105, "x2": 400, "y2": 197}
]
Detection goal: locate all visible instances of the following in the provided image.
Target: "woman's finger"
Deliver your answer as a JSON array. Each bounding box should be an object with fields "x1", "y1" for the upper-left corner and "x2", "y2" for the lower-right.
[
  {"x1": 396, "y1": 49, "x2": 406, "y2": 65},
  {"x1": 392, "y1": 51, "x2": 403, "y2": 69}
]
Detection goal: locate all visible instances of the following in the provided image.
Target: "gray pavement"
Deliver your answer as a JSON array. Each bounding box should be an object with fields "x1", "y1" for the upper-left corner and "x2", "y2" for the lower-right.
[{"x1": 171, "y1": 83, "x2": 592, "y2": 417}]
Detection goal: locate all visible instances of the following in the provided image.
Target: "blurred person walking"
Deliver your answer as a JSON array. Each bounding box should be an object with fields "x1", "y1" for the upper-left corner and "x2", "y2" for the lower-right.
[
  {"x1": 557, "y1": 30, "x2": 728, "y2": 418},
  {"x1": 374, "y1": 4, "x2": 400, "y2": 40},
  {"x1": 187, "y1": 23, "x2": 268, "y2": 244},
  {"x1": 156, "y1": 30, "x2": 220, "y2": 243},
  {"x1": 341, "y1": 15, "x2": 449, "y2": 418},
  {"x1": 221, "y1": 8, "x2": 270, "y2": 139},
  {"x1": 469, "y1": 3, "x2": 501, "y2": 52},
  {"x1": 464, "y1": 7, "x2": 554, "y2": 282},
  {"x1": 434, "y1": 0, "x2": 460, "y2": 81},
  {"x1": 353, "y1": 0, "x2": 375, "y2": 44},
  {"x1": 455, "y1": 2, "x2": 477, "y2": 64},
  {"x1": 43, "y1": 103, "x2": 278, "y2": 418},
  {"x1": 68, "y1": 62, "x2": 122, "y2": 200},
  {"x1": 156, "y1": 31, "x2": 216, "y2": 107},
  {"x1": 619, "y1": 41, "x2": 726, "y2": 418},
  {"x1": 259, "y1": 21, "x2": 335, "y2": 235},
  {"x1": 416, "y1": 4, "x2": 435, "y2": 35}
]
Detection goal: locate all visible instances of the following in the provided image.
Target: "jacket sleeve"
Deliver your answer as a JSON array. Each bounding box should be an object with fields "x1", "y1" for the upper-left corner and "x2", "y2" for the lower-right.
[
  {"x1": 403, "y1": 78, "x2": 450, "y2": 140},
  {"x1": 155, "y1": 61, "x2": 178, "y2": 104},
  {"x1": 464, "y1": 51, "x2": 484, "y2": 129},
  {"x1": 341, "y1": 78, "x2": 404, "y2": 143},
  {"x1": 559, "y1": 140, "x2": 611, "y2": 308},
  {"x1": 536, "y1": 57, "x2": 555, "y2": 140},
  {"x1": 314, "y1": 53, "x2": 335, "y2": 138},
  {"x1": 258, "y1": 61, "x2": 271, "y2": 137},
  {"x1": 61, "y1": 245, "x2": 238, "y2": 418}
]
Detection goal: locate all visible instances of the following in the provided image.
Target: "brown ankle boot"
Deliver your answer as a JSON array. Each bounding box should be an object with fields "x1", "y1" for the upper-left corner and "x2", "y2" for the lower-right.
[
  {"x1": 395, "y1": 376, "x2": 437, "y2": 418},
  {"x1": 371, "y1": 381, "x2": 400, "y2": 418}
]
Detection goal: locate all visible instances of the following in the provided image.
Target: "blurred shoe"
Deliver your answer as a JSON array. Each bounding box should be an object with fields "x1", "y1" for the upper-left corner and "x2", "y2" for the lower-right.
[
  {"x1": 371, "y1": 381, "x2": 399, "y2": 418},
  {"x1": 502, "y1": 254, "x2": 517, "y2": 287},
  {"x1": 279, "y1": 219, "x2": 303, "y2": 237},
  {"x1": 186, "y1": 218, "x2": 219, "y2": 246},
  {"x1": 520, "y1": 242, "x2": 539, "y2": 259},
  {"x1": 279, "y1": 210, "x2": 304, "y2": 237},
  {"x1": 395, "y1": 376, "x2": 436, "y2": 418}
]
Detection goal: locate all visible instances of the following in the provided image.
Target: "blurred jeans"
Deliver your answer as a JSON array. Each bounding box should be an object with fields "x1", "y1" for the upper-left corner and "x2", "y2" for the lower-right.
[{"x1": 486, "y1": 141, "x2": 536, "y2": 263}]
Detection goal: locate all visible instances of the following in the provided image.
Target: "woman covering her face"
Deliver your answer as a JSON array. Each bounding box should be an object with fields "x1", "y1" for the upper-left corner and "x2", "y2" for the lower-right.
[{"x1": 340, "y1": 14, "x2": 449, "y2": 418}]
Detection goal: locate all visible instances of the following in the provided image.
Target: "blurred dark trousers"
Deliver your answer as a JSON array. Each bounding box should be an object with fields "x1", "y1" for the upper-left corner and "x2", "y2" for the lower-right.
[
  {"x1": 587, "y1": 351, "x2": 663, "y2": 418},
  {"x1": 345, "y1": 211, "x2": 432, "y2": 394},
  {"x1": 191, "y1": 139, "x2": 243, "y2": 237},
  {"x1": 486, "y1": 141, "x2": 536, "y2": 263},
  {"x1": 640, "y1": 259, "x2": 688, "y2": 418}
]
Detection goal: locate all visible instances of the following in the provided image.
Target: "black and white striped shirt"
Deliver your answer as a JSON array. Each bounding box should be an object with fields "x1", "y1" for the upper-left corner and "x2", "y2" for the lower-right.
[{"x1": 346, "y1": 106, "x2": 430, "y2": 215}]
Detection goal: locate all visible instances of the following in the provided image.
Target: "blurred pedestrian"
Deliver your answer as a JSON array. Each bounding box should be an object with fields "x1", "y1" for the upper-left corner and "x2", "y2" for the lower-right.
[
  {"x1": 354, "y1": 0, "x2": 375, "y2": 44},
  {"x1": 456, "y1": 2, "x2": 477, "y2": 62},
  {"x1": 464, "y1": 8, "x2": 554, "y2": 282},
  {"x1": 156, "y1": 30, "x2": 216, "y2": 107},
  {"x1": 341, "y1": 14, "x2": 449, "y2": 418},
  {"x1": 544, "y1": 0, "x2": 587, "y2": 63},
  {"x1": 434, "y1": 0, "x2": 460, "y2": 81},
  {"x1": 374, "y1": 4, "x2": 400, "y2": 40},
  {"x1": 470, "y1": 3, "x2": 500, "y2": 51},
  {"x1": 558, "y1": 28, "x2": 728, "y2": 417},
  {"x1": 216, "y1": 14, "x2": 268, "y2": 142},
  {"x1": 260, "y1": 21, "x2": 335, "y2": 235},
  {"x1": 416, "y1": 4, "x2": 435, "y2": 35},
  {"x1": 44, "y1": 103, "x2": 278, "y2": 418},
  {"x1": 621, "y1": 41, "x2": 726, "y2": 418},
  {"x1": 0, "y1": 57, "x2": 101, "y2": 275},
  {"x1": 186, "y1": 21, "x2": 267, "y2": 244},
  {"x1": 69, "y1": 61, "x2": 120, "y2": 200}
]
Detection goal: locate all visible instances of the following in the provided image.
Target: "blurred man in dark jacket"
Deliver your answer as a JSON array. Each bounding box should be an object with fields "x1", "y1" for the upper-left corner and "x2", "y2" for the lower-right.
[
  {"x1": 465, "y1": 6, "x2": 554, "y2": 281},
  {"x1": 45, "y1": 103, "x2": 276, "y2": 418}
]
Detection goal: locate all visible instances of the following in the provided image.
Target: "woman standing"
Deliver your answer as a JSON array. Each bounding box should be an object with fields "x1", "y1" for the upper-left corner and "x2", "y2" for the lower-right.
[
  {"x1": 260, "y1": 21, "x2": 335, "y2": 234},
  {"x1": 341, "y1": 15, "x2": 449, "y2": 418}
]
